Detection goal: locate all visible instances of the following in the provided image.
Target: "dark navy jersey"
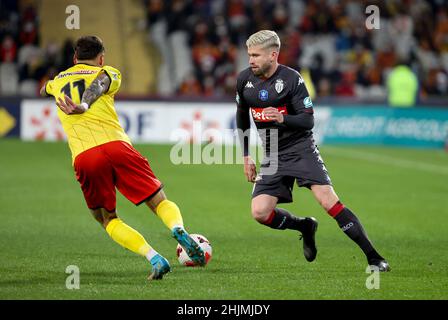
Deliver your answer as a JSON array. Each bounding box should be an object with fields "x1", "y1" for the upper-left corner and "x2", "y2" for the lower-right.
[{"x1": 236, "y1": 64, "x2": 315, "y2": 155}]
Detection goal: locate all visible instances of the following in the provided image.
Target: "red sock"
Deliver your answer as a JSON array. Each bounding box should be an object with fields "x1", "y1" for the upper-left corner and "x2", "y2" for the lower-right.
[
  {"x1": 263, "y1": 210, "x2": 276, "y2": 225},
  {"x1": 327, "y1": 201, "x2": 345, "y2": 218}
]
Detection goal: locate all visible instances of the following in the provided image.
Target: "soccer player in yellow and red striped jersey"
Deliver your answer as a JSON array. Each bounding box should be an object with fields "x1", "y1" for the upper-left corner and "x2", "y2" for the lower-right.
[{"x1": 40, "y1": 35, "x2": 205, "y2": 280}]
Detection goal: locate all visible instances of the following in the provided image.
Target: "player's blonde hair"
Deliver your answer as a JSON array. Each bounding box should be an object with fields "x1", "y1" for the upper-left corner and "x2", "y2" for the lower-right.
[{"x1": 246, "y1": 30, "x2": 281, "y2": 51}]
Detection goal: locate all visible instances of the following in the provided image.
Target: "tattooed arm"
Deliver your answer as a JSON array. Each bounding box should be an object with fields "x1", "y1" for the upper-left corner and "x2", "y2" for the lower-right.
[
  {"x1": 56, "y1": 71, "x2": 111, "y2": 115},
  {"x1": 81, "y1": 71, "x2": 111, "y2": 108}
]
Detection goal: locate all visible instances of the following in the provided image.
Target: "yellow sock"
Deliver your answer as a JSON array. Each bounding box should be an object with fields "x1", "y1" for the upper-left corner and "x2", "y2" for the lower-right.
[
  {"x1": 106, "y1": 218, "x2": 151, "y2": 256},
  {"x1": 155, "y1": 200, "x2": 184, "y2": 230}
]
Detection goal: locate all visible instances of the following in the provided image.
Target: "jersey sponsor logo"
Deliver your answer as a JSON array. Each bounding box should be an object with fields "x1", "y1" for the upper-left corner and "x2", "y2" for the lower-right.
[
  {"x1": 303, "y1": 96, "x2": 313, "y2": 108},
  {"x1": 258, "y1": 89, "x2": 269, "y2": 101},
  {"x1": 275, "y1": 79, "x2": 284, "y2": 93},
  {"x1": 56, "y1": 70, "x2": 97, "y2": 79},
  {"x1": 245, "y1": 81, "x2": 254, "y2": 88},
  {"x1": 250, "y1": 105, "x2": 288, "y2": 122},
  {"x1": 298, "y1": 76, "x2": 304, "y2": 86}
]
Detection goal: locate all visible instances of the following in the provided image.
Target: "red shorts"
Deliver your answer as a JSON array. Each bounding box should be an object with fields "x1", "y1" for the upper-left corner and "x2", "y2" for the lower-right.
[{"x1": 74, "y1": 141, "x2": 162, "y2": 212}]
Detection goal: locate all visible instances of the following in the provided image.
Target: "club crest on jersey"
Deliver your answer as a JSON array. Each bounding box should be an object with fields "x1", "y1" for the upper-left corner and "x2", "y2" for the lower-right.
[
  {"x1": 258, "y1": 89, "x2": 269, "y2": 101},
  {"x1": 275, "y1": 79, "x2": 284, "y2": 93}
]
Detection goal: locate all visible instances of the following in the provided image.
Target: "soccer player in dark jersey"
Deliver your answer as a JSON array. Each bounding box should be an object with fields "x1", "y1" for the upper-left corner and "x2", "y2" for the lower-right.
[{"x1": 236, "y1": 30, "x2": 390, "y2": 271}]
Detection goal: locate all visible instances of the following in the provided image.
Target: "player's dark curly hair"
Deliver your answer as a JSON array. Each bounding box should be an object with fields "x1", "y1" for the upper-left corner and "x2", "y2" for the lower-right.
[{"x1": 75, "y1": 36, "x2": 105, "y2": 60}]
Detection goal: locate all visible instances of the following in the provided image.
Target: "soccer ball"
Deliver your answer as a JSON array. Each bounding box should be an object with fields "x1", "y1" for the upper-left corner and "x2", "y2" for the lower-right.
[{"x1": 176, "y1": 234, "x2": 212, "y2": 267}]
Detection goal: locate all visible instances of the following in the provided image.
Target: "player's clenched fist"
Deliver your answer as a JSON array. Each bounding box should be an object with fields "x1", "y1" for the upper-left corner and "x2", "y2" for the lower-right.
[{"x1": 263, "y1": 107, "x2": 284, "y2": 123}]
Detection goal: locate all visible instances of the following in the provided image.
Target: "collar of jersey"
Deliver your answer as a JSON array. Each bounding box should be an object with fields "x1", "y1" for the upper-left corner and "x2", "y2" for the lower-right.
[
  {"x1": 258, "y1": 64, "x2": 282, "y2": 81},
  {"x1": 75, "y1": 63, "x2": 98, "y2": 67}
]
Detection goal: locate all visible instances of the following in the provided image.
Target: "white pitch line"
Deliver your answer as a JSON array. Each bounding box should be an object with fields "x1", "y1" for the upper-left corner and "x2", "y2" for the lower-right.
[{"x1": 322, "y1": 146, "x2": 448, "y2": 175}]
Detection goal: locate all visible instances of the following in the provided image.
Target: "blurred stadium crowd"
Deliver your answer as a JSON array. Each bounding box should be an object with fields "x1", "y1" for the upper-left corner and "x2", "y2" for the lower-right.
[
  {"x1": 0, "y1": 0, "x2": 447, "y2": 101},
  {"x1": 0, "y1": 1, "x2": 75, "y2": 96}
]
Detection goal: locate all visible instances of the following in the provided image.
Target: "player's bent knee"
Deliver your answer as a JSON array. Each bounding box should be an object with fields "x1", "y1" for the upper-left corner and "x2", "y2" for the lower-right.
[
  {"x1": 251, "y1": 195, "x2": 277, "y2": 223},
  {"x1": 251, "y1": 204, "x2": 273, "y2": 223},
  {"x1": 145, "y1": 189, "x2": 167, "y2": 213},
  {"x1": 90, "y1": 209, "x2": 105, "y2": 226},
  {"x1": 90, "y1": 208, "x2": 117, "y2": 229}
]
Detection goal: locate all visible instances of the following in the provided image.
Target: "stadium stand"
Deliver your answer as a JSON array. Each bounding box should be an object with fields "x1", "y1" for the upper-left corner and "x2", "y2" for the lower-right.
[{"x1": 0, "y1": 0, "x2": 447, "y2": 102}]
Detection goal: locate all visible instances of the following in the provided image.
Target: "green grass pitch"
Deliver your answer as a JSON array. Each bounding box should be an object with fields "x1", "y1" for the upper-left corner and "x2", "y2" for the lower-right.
[{"x1": 0, "y1": 139, "x2": 447, "y2": 299}]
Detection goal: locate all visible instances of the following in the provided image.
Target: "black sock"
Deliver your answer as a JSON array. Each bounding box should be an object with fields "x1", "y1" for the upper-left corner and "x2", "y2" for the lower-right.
[
  {"x1": 262, "y1": 208, "x2": 304, "y2": 231},
  {"x1": 332, "y1": 204, "x2": 384, "y2": 261}
]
